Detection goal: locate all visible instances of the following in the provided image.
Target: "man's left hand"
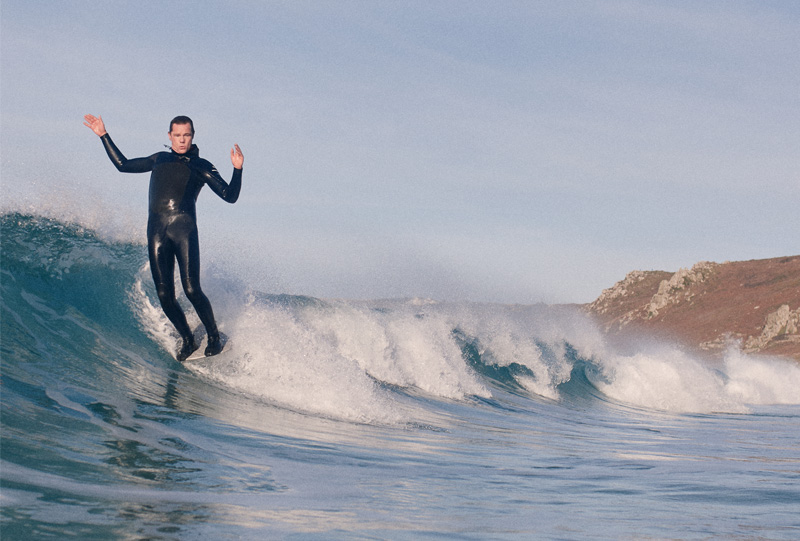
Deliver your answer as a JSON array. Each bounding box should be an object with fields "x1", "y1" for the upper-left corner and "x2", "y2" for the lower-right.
[{"x1": 230, "y1": 144, "x2": 244, "y2": 169}]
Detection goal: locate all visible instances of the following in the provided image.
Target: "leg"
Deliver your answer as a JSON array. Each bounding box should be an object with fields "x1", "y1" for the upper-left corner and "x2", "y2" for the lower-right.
[
  {"x1": 171, "y1": 216, "x2": 222, "y2": 356},
  {"x1": 148, "y1": 221, "x2": 196, "y2": 360}
]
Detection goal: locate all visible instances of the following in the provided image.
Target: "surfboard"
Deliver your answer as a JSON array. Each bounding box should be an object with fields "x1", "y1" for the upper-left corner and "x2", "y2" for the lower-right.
[{"x1": 185, "y1": 332, "x2": 230, "y2": 361}]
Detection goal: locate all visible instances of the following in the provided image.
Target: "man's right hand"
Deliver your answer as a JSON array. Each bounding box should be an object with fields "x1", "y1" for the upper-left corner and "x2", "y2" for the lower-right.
[{"x1": 83, "y1": 114, "x2": 107, "y2": 136}]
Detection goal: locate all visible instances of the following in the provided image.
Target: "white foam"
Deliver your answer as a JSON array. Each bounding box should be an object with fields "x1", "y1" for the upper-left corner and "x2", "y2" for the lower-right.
[
  {"x1": 126, "y1": 260, "x2": 800, "y2": 419},
  {"x1": 189, "y1": 299, "x2": 405, "y2": 424},
  {"x1": 301, "y1": 301, "x2": 491, "y2": 400},
  {"x1": 591, "y1": 343, "x2": 800, "y2": 413},
  {"x1": 592, "y1": 346, "x2": 744, "y2": 413},
  {"x1": 127, "y1": 277, "x2": 618, "y2": 420},
  {"x1": 450, "y1": 303, "x2": 601, "y2": 399},
  {"x1": 723, "y1": 348, "x2": 800, "y2": 405},
  {"x1": 128, "y1": 263, "x2": 182, "y2": 357}
]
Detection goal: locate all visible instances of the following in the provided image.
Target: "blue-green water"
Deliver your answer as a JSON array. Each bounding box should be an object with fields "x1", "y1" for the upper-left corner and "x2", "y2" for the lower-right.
[{"x1": 2, "y1": 213, "x2": 799, "y2": 539}]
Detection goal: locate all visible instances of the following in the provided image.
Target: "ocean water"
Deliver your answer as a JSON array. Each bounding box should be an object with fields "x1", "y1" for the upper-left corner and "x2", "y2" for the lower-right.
[{"x1": 2, "y1": 212, "x2": 799, "y2": 540}]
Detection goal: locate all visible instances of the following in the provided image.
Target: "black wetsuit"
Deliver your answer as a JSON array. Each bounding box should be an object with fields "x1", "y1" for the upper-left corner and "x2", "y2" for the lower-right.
[{"x1": 100, "y1": 134, "x2": 242, "y2": 359}]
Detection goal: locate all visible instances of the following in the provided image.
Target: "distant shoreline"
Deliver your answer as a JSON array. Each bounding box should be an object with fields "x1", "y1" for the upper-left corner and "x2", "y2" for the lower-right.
[{"x1": 583, "y1": 255, "x2": 800, "y2": 361}]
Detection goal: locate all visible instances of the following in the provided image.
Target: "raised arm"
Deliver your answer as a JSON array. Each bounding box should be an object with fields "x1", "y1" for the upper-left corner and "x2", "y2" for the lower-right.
[
  {"x1": 84, "y1": 114, "x2": 154, "y2": 173},
  {"x1": 197, "y1": 149, "x2": 243, "y2": 204}
]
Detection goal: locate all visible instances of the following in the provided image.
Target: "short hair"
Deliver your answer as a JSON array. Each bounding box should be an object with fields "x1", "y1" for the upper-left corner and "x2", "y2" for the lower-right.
[{"x1": 169, "y1": 115, "x2": 195, "y2": 135}]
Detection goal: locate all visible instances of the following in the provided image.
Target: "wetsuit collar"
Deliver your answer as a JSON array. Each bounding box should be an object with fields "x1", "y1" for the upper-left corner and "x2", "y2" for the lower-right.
[{"x1": 169, "y1": 144, "x2": 199, "y2": 161}]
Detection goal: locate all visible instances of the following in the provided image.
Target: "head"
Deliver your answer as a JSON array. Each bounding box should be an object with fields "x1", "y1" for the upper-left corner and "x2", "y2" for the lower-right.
[{"x1": 168, "y1": 115, "x2": 195, "y2": 154}]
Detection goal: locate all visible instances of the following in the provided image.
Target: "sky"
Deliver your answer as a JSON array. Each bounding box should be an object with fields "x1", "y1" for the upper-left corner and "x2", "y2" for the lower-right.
[{"x1": 1, "y1": 0, "x2": 798, "y2": 304}]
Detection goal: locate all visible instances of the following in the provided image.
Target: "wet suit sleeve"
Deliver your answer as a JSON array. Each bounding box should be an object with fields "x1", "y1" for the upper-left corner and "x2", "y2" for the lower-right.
[
  {"x1": 100, "y1": 134, "x2": 155, "y2": 173},
  {"x1": 198, "y1": 163, "x2": 242, "y2": 204}
]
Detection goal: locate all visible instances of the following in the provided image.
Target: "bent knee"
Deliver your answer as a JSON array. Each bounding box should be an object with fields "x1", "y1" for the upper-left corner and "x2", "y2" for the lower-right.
[
  {"x1": 183, "y1": 282, "x2": 206, "y2": 303},
  {"x1": 155, "y1": 283, "x2": 173, "y2": 302}
]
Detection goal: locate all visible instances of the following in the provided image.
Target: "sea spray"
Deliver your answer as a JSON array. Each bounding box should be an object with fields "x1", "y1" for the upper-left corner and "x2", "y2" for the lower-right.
[
  {"x1": 190, "y1": 298, "x2": 406, "y2": 424},
  {"x1": 5, "y1": 211, "x2": 800, "y2": 422},
  {"x1": 128, "y1": 255, "x2": 800, "y2": 418},
  {"x1": 587, "y1": 342, "x2": 800, "y2": 413},
  {"x1": 302, "y1": 299, "x2": 491, "y2": 399},
  {"x1": 722, "y1": 347, "x2": 800, "y2": 405},
  {"x1": 129, "y1": 264, "x2": 181, "y2": 357},
  {"x1": 589, "y1": 345, "x2": 746, "y2": 413}
]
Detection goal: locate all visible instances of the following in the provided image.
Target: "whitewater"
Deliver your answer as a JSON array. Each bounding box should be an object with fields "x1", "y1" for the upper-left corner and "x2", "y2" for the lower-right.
[{"x1": 2, "y1": 212, "x2": 799, "y2": 539}]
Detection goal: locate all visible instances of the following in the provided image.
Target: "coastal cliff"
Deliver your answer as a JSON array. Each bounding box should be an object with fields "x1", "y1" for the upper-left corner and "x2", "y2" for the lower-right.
[{"x1": 584, "y1": 255, "x2": 800, "y2": 361}]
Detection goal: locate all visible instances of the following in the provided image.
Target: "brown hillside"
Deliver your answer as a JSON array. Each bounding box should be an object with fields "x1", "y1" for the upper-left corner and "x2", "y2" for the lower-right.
[{"x1": 583, "y1": 256, "x2": 800, "y2": 361}]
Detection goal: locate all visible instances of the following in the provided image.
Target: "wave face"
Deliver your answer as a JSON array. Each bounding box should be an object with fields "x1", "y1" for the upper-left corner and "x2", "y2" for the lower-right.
[{"x1": 3, "y1": 212, "x2": 800, "y2": 539}]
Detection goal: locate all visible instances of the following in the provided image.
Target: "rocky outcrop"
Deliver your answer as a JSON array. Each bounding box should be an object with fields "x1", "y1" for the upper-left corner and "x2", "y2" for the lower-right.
[
  {"x1": 645, "y1": 262, "x2": 717, "y2": 317},
  {"x1": 744, "y1": 304, "x2": 800, "y2": 352},
  {"x1": 587, "y1": 269, "x2": 672, "y2": 330},
  {"x1": 584, "y1": 256, "x2": 800, "y2": 361}
]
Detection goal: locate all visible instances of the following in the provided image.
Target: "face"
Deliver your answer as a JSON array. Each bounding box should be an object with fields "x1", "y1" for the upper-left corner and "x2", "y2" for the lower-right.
[{"x1": 168, "y1": 123, "x2": 194, "y2": 154}]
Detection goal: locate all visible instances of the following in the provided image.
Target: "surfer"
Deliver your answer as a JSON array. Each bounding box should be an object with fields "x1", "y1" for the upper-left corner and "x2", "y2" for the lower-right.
[{"x1": 83, "y1": 114, "x2": 243, "y2": 361}]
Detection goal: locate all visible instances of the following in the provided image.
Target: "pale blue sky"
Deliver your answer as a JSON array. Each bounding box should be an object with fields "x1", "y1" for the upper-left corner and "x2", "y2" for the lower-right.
[{"x1": 2, "y1": 1, "x2": 798, "y2": 303}]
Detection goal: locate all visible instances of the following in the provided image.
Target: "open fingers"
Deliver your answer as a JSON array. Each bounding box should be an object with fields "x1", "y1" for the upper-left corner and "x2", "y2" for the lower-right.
[{"x1": 83, "y1": 114, "x2": 106, "y2": 136}]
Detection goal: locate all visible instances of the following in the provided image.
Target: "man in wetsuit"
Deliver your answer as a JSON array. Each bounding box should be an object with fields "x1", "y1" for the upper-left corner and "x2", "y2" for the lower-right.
[{"x1": 84, "y1": 114, "x2": 243, "y2": 361}]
